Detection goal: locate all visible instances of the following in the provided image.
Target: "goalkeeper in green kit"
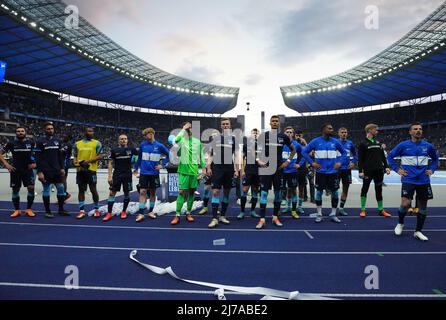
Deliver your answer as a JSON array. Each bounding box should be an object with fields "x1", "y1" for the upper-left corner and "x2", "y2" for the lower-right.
[{"x1": 170, "y1": 122, "x2": 206, "y2": 225}]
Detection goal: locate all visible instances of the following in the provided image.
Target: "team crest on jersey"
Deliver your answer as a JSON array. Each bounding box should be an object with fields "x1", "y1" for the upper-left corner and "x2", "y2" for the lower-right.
[
  {"x1": 54, "y1": 141, "x2": 59, "y2": 146},
  {"x1": 26, "y1": 144, "x2": 31, "y2": 149}
]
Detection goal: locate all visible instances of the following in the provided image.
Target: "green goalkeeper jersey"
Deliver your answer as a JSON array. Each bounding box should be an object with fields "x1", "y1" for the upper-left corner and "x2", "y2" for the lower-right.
[{"x1": 175, "y1": 129, "x2": 205, "y2": 176}]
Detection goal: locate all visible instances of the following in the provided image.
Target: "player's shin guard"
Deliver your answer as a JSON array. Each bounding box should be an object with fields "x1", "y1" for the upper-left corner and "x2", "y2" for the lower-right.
[
  {"x1": 260, "y1": 191, "x2": 268, "y2": 218},
  {"x1": 12, "y1": 191, "x2": 20, "y2": 210},
  {"x1": 211, "y1": 196, "x2": 220, "y2": 219},
  {"x1": 416, "y1": 209, "x2": 427, "y2": 232},
  {"x1": 221, "y1": 196, "x2": 229, "y2": 216}
]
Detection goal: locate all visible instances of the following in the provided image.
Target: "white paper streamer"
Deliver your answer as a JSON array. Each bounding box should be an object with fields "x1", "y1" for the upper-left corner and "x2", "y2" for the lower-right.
[
  {"x1": 88, "y1": 200, "x2": 203, "y2": 217},
  {"x1": 129, "y1": 250, "x2": 336, "y2": 300}
]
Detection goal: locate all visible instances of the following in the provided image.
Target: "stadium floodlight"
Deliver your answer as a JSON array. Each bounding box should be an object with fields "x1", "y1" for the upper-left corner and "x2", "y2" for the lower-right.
[
  {"x1": 39, "y1": 27, "x2": 44, "y2": 32},
  {"x1": 1, "y1": 4, "x2": 10, "y2": 10},
  {"x1": 20, "y1": 16, "x2": 27, "y2": 21},
  {"x1": 56, "y1": 37, "x2": 61, "y2": 41},
  {"x1": 29, "y1": 22, "x2": 37, "y2": 28}
]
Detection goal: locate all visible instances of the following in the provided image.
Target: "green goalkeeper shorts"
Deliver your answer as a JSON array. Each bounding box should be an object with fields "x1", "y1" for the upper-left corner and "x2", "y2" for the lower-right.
[{"x1": 179, "y1": 173, "x2": 199, "y2": 190}]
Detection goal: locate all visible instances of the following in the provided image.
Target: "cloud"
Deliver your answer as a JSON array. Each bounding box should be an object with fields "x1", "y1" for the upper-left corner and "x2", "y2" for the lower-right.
[
  {"x1": 158, "y1": 34, "x2": 204, "y2": 55},
  {"x1": 244, "y1": 73, "x2": 263, "y2": 86},
  {"x1": 267, "y1": 0, "x2": 444, "y2": 67},
  {"x1": 175, "y1": 52, "x2": 224, "y2": 84},
  {"x1": 67, "y1": 0, "x2": 146, "y2": 27}
]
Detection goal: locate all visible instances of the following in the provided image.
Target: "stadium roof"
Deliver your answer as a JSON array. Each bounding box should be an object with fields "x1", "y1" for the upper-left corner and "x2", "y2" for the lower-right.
[
  {"x1": 0, "y1": 0, "x2": 239, "y2": 114},
  {"x1": 281, "y1": 2, "x2": 446, "y2": 113}
]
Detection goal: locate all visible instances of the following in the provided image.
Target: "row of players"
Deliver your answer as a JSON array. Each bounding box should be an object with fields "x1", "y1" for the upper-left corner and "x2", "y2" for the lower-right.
[{"x1": 0, "y1": 117, "x2": 439, "y2": 241}]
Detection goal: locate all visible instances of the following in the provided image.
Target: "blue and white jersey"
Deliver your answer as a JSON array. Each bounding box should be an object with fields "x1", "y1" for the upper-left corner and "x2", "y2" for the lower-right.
[
  {"x1": 135, "y1": 140, "x2": 170, "y2": 175},
  {"x1": 337, "y1": 139, "x2": 357, "y2": 170},
  {"x1": 387, "y1": 140, "x2": 438, "y2": 185},
  {"x1": 302, "y1": 137, "x2": 346, "y2": 174},
  {"x1": 282, "y1": 140, "x2": 305, "y2": 174}
]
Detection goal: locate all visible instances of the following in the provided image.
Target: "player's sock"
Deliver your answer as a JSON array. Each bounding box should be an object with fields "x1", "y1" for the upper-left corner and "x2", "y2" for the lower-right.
[
  {"x1": 26, "y1": 192, "x2": 34, "y2": 209},
  {"x1": 138, "y1": 202, "x2": 145, "y2": 215},
  {"x1": 12, "y1": 192, "x2": 20, "y2": 211},
  {"x1": 416, "y1": 209, "x2": 427, "y2": 232},
  {"x1": 377, "y1": 200, "x2": 384, "y2": 212},
  {"x1": 107, "y1": 196, "x2": 115, "y2": 213},
  {"x1": 94, "y1": 202, "x2": 99, "y2": 210},
  {"x1": 43, "y1": 196, "x2": 51, "y2": 213},
  {"x1": 340, "y1": 199, "x2": 346, "y2": 208},
  {"x1": 176, "y1": 194, "x2": 185, "y2": 216},
  {"x1": 360, "y1": 196, "x2": 367, "y2": 211},
  {"x1": 298, "y1": 196, "x2": 303, "y2": 209},
  {"x1": 148, "y1": 200, "x2": 155, "y2": 213},
  {"x1": 79, "y1": 201, "x2": 85, "y2": 212},
  {"x1": 56, "y1": 184, "x2": 66, "y2": 211},
  {"x1": 316, "y1": 190, "x2": 323, "y2": 216},
  {"x1": 398, "y1": 206, "x2": 407, "y2": 224},
  {"x1": 251, "y1": 191, "x2": 258, "y2": 211},
  {"x1": 292, "y1": 195, "x2": 298, "y2": 211},
  {"x1": 123, "y1": 195, "x2": 130, "y2": 212},
  {"x1": 240, "y1": 191, "x2": 247, "y2": 213},
  {"x1": 221, "y1": 196, "x2": 229, "y2": 216},
  {"x1": 203, "y1": 189, "x2": 210, "y2": 207},
  {"x1": 187, "y1": 192, "x2": 194, "y2": 212},
  {"x1": 273, "y1": 191, "x2": 281, "y2": 216},
  {"x1": 260, "y1": 191, "x2": 268, "y2": 218},
  {"x1": 211, "y1": 196, "x2": 220, "y2": 219},
  {"x1": 331, "y1": 191, "x2": 339, "y2": 214}
]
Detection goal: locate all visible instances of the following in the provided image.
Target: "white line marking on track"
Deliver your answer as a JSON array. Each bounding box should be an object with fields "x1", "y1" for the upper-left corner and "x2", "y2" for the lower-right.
[
  {"x1": 1, "y1": 242, "x2": 446, "y2": 255},
  {"x1": 1, "y1": 221, "x2": 446, "y2": 233},
  {"x1": 304, "y1": 230, "x2": 314, "y2": 239},
  {"x1": 1, "y1": 208, "x2": 446, "y2": 219},
  {"x1": 0, "y1": 282, "x2": 444, "y2": 299}
]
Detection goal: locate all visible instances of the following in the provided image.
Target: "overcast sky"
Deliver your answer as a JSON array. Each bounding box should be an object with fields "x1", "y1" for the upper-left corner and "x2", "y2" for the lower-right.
[{"x1": 69, "y1": 0, "x2": 444, "y2": 131}]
